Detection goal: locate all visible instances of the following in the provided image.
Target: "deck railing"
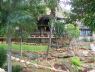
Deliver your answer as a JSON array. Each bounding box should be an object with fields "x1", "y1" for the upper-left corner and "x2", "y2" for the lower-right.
[
  {"x1": 29, "y1": 35, "x2": 55, "y2": 38},
  {"x1": 0, "y1": 35, "x2": 67, "y2": 39}
]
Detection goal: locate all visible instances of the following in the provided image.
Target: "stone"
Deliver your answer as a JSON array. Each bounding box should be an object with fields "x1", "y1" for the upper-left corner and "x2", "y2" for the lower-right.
[
  {"x1": 11, "y1": 56, "x2": 15, "y2": 60},
  {"x1": 74, "y1": 50, "x2": 83, "y2": 56},
  {"x1": 51, "y1": 52, "x2": 59, "y2": 57},
  {"x1": 0, "y1": 68, "x2": 6, "y2": 72},
  {"x1": 29, "y1": 54, "x2": 37, "y2": 59},
  {"x1": 15, "y1": 58, "x2": 20, "y2": 61},
  {"x1": 63, "y1": 50, "x2": 75, "y2": 57},
  {"x1": 61, "y1": 61, "x2": 74, "y2": 71},
  {"x1": 48, "y1": 54, "x2": 52, "y2": 58},
  {"x1": 23, "y1": 53, "x2": 33, "y2": 57},
  {"x1": 90, "y1": 44, "x2": 95, "y2": 51},
  {"x1": 80, "y1": 57, "x2": 85, "y2": 61},
  {"x1": 20, "y1": 60, "x2": 25, "y2": 63},
  {"x1": 82, "y1": 50, "x2": 89, "y2": 56},
  {"x1": 74, "y1": 50, "x2": 89, "y2": 57},
  {"x1": 82, "y1": 57, "x2": 94, "y2": 63},
  {"x1": 88, "y1": 70, "x2": 95, "y2": 72},
  {"x1": 26, "y1": 61, "x2": 31, "y2": 64},
  {"x1": 58, "y1": 53, "x2": 64, "y2": 58},
  {"x1": 88, "y1": 51, "x2": 95, "y2": 56}
]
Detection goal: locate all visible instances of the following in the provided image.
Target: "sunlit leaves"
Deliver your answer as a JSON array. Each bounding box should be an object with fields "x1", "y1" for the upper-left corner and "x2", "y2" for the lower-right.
[{"x1": 65, "y1": 24, "x2": 80, "y2": 40}]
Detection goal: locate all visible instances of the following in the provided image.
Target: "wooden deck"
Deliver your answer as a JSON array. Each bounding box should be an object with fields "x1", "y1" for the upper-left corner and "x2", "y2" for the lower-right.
[
  {"x1": 0, "y1": 35, "x2": 67, "y2": 39},
  {"x1": 0, "y1": 35, "x2": 55, "y2": 39},
  {"x1": 29, "y1": 35, "x2": 56, "y2": 38}
]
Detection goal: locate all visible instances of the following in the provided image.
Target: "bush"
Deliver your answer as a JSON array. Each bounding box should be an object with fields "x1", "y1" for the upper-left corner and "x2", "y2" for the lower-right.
[
  {"x1": 90, "y1": 37, "x2": 94, "y2": 42},
  {"x1": 78, "y1": 68, "x2": 83, "y2": 71},
  {"x1": 55, "y1": 62, "x2": 62, "y2": 65},
  {"x1": 3, "y1": 65, "x2": 24, "y2": 72},
  {"x1": 63, "y1": 43, "x2": 67, "y2": 47},
  {"x1": 26, "y1": 39, "x2": 36, "y2": 43},
  {"x1": 0, "y1": 47, "x2": 7, "y2": 67},
  {"x1": 71, "y1": 59, "x2": 81, "y2": 66},
  {"x1": 82, "y1": 37, "x2": 90, "y2": 42}
]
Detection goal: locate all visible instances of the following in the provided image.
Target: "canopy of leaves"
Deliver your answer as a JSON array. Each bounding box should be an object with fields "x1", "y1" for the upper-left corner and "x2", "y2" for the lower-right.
[
  {"x1": 53, "y1": 20, "x2": 65, "y2": 38},
  {"x1": 6, "y1": 10, "x2": 37, "y2": 31},
  {"x1": 0, "y1": 0, "x2": 46, "y2": 34},
  {"x1": 63, "y1": 12, "x2": 77, "y2": 25},
  {"x1": 65, "y1": 24, "x2": 80, "y2": 40},
  {"x1": 44, "y1": 0, "x2": 60, "y2": 9},
  {"x1": 69, "y1": 0, "x2": 95, "y2": 31}
]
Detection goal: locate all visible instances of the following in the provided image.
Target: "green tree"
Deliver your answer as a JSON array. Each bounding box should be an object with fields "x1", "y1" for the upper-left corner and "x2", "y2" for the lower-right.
[
  {"x1": 63, "y1": 12, "x2": 77, "y2": 25},
  {"x1": 0, "y1": 0, "x2": 46, "y2": 72},
  {"x1": 0, "y1": 47, "x2": 7, "y2": 68},
  {"x1": 44, "y1": 0, "x2": 60, "y2": 60},
  {"x1": 53, "y1": 20, "x2": 65, "y2": 49},
  {"x1": 65, "y1": 24, "x2": 80, "y2": 46},
  {"x1": 69, "y1": 0, "x2": 95, "y2": 31}
]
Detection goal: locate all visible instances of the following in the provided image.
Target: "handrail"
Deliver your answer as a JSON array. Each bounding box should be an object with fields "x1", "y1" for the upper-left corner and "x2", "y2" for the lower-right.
[
  {"x1": 29, "y1": 35, "x2": 55, "y2": 38},
  {"x1": 0, "y1": 35, "x2": 67, "y2": 39}
]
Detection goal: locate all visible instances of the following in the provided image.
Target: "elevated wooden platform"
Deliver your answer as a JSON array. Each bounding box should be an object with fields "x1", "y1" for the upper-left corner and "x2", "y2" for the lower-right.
[{"x1": 0, "y1": 35, "x2": 67, "y2": 39}]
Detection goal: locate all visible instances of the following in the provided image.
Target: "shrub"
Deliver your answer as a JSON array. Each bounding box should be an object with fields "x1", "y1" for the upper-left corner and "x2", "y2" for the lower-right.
[
  {"x1": 3, "y1": 65, "x2": 24, "y2": 72},
  {"x1": 26, "y1": 39, "x2": 36, "y2": 43},
  {"x1": 0, "y1": 47, "x2": 7, "y2": 67},
  {"x1": 78, "y1": 68, "x2": 83, "y2": 71},
  {"x1": 90, "y1": 37, "x2": 94, "y2": 42},
  {"x1": 63, "y1": 43, "x2": 67, "y2": 47},
  {"x1": 82, "y1": 37, "x2": 90, "y2": 42},
  {"x1": 71, "y1": 59, "x2": 81, "y2": 66},
  {"x1": 55, "y1": 62, "x2": 62, "y2": 65}
]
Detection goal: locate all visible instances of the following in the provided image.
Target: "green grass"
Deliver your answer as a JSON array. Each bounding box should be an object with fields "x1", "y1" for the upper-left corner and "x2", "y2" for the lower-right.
[
  {"x1": 0, "y1": 44, "x2": 47, "y2": 52},
  {"x1": 31, "y1": 60, "x2": 38, "y2": 64},
  {"x1": 83, "y1": 46, "x2": 91, "y2": 50}
]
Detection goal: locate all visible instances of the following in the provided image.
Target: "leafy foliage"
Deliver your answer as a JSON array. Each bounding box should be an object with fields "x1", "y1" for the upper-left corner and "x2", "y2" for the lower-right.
[
  {"x1": 65, "y1": 24, "x2": 80, "y2": 40},
  {"x1": 3, "y1": 65, "x2": 24, "y2": 72},
  {"x1": 0, "y1": 47, "x2": 7, "y2": 67},
  {"x1": 0, "y1": 0, "x2": 46, "y2": 34},
  {"x1": 55, "y1": 62, "x2": 62, "y2": 65},
  {"x1": 83, "y1": 37, "x2": 94, "y2": 42},
  {"x1": 53, "y1": 20, "x2": 65, "y2": 38},
  {"x1": 82, "y1": 37, "x2": 90, "y2": 42},
  {"x1": 44, "y1": 0, "x2": 60, "y2": 9},
  {"x1": 14, "y1": 30, "x2": 29, "y2": 42},
  {"x1": 90, "y1": 37, "x2": 94, "y2": 42},
  {"x1": 69, "y1": 0, "x2": 95, "y2": 31},
  {"x1": 71, "y1": 59, "x2": 81, "y2": 66},
  {"x1": 63, "y1": 12, "x2": 77, "y2": 25}
]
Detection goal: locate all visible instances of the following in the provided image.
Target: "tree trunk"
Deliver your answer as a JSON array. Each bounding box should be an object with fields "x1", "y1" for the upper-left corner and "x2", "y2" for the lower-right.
[
  {"x1": 20, "y1": 38, "x2": 22, "y2": 57},
  {"x1": 0, "y1": 0, "x2": 3, "y2": 10},
  {"x1": 45, "y1": 8, "x2": 56, "y2": 60},
  {"x1": 7, "y1": 29, "x2": 12, "y2": 72},
  {"x1": 56, "y1": 38, "x2": 59, "y2": 50},
  {"x1": 68, "y1": 38, "x2": 72, "y2": 50},
  {"x1": 8, "y1": 0, "x2": 12, "y2": 72},
  {"x1": 20, "y1": 29, "x2": 22, "y2": 57},
  {"x1": 45, "y1": 24, "x2": 52, "y2": 60}
]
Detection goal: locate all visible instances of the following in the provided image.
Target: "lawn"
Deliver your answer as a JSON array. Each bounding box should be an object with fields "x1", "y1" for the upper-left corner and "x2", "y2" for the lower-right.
[{"x1": 0, "y1": 44, "x2": 48, "y2": 52}]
